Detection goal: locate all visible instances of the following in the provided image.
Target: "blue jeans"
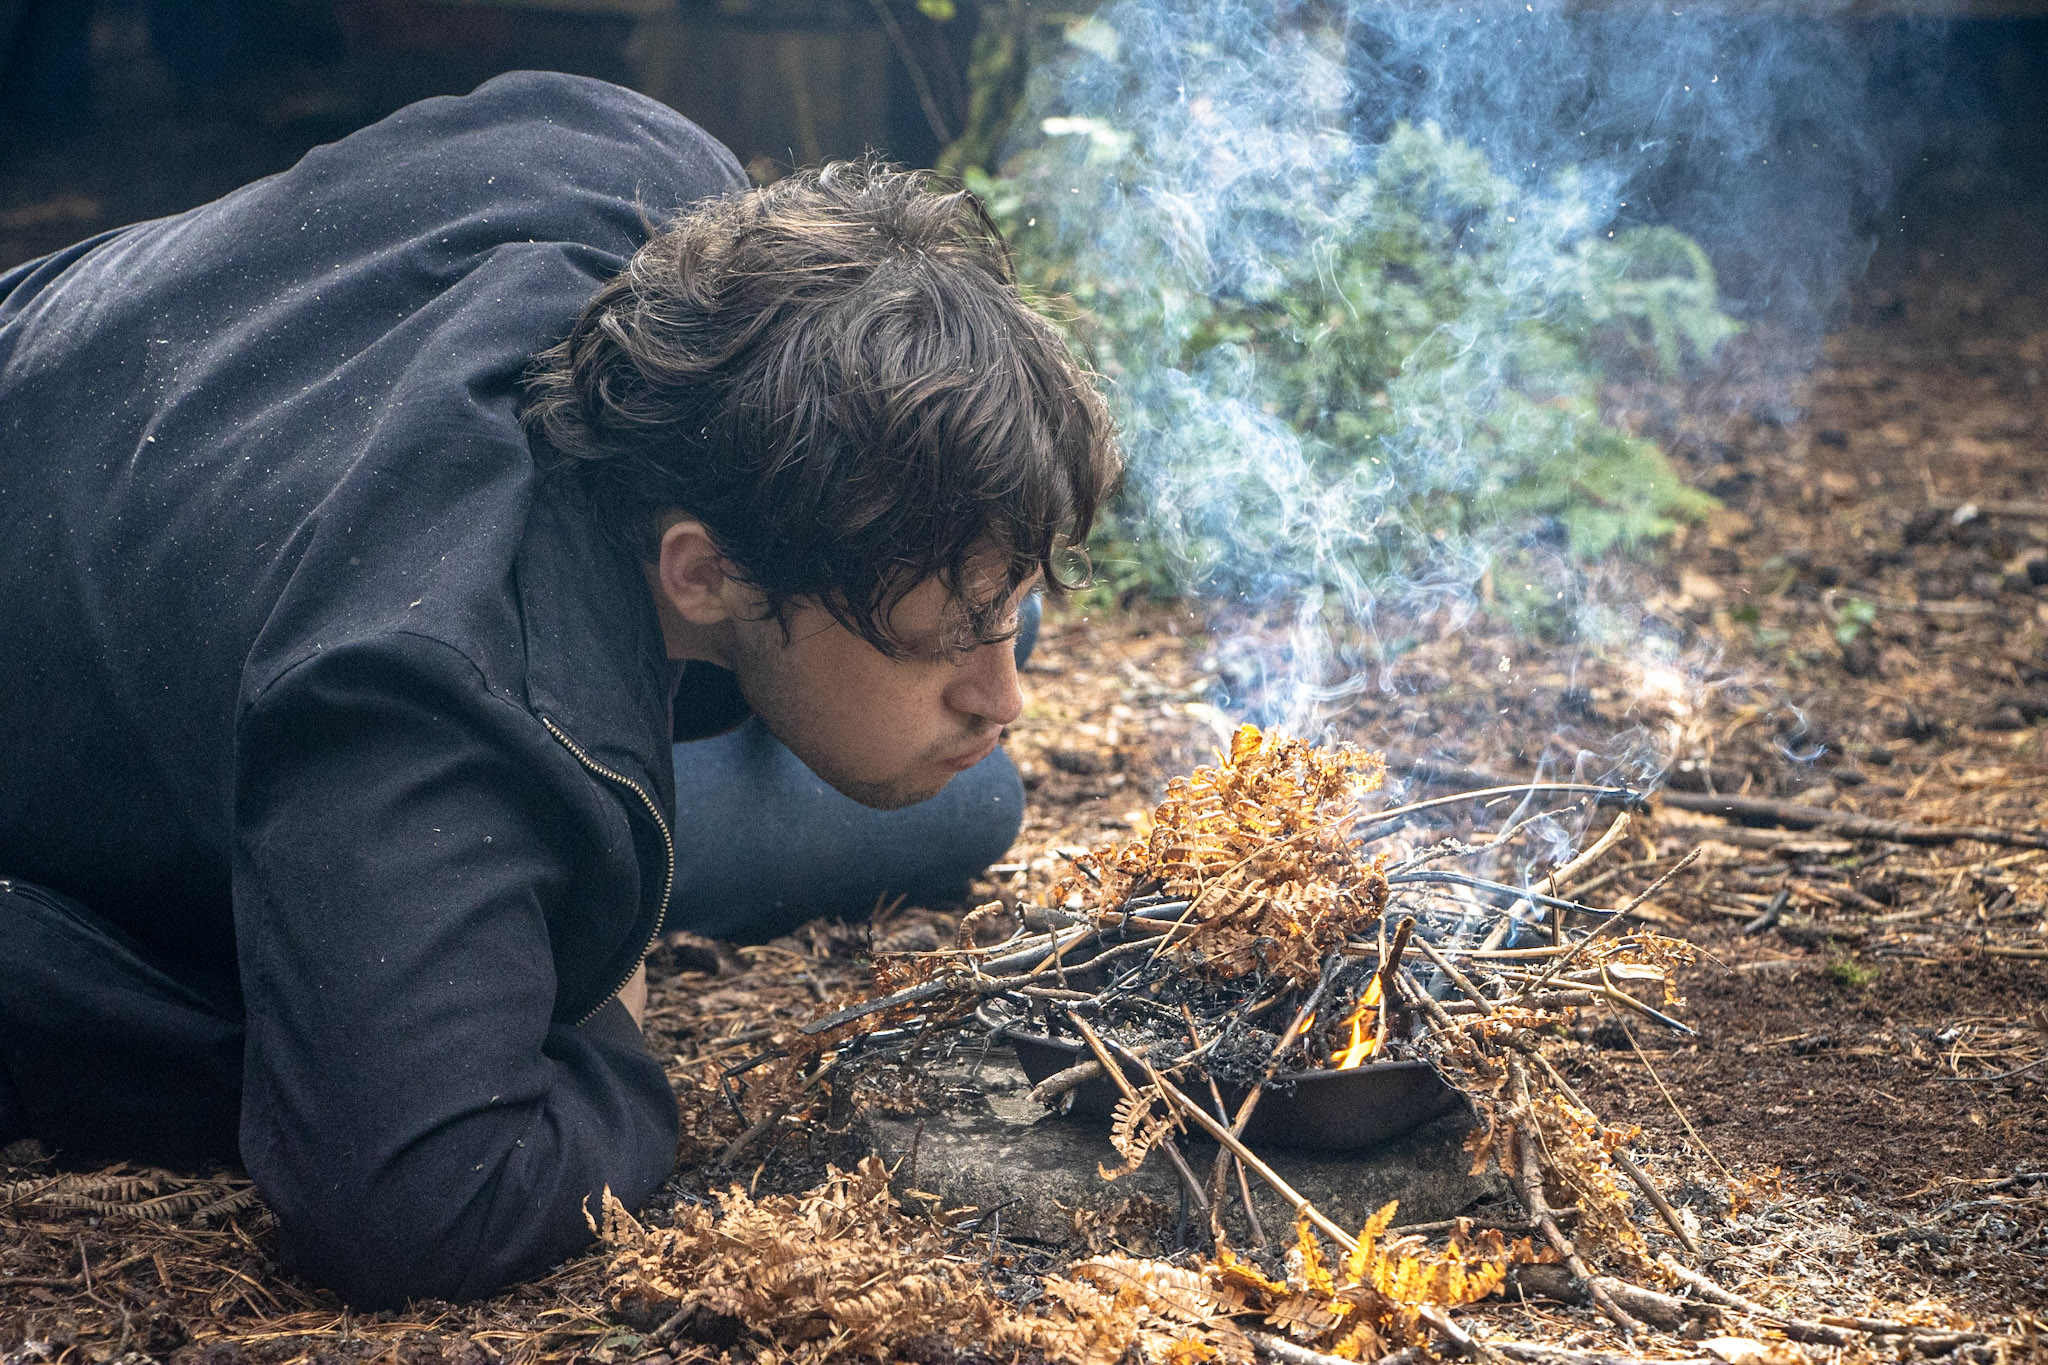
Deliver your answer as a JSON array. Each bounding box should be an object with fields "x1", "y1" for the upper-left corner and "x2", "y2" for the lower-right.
[{"x1": 667, "y1": 593, "x2": 1038, "y2": 942}]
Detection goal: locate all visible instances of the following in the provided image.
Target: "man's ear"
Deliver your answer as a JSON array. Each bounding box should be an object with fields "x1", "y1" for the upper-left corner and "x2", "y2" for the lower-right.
[{"x1": 654, "y1": 516, "x2": 746, "y2": 626}]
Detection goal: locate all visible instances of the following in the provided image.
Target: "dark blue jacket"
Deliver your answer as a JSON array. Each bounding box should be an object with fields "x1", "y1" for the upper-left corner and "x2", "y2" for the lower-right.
[{"x1": 0, "y1": 73, "x2": 746, "y2": 1304}]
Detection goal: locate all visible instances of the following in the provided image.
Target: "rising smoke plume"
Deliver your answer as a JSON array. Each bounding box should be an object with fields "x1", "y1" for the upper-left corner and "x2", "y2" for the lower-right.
[{"x1": 985, "y1": 0, "x2": 1938, "y2": 750}]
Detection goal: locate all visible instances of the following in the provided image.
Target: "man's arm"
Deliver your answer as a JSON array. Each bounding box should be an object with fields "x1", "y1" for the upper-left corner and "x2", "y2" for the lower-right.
[{"x1": 233, "y1": 633, "x2": 675, "y2": 1307}]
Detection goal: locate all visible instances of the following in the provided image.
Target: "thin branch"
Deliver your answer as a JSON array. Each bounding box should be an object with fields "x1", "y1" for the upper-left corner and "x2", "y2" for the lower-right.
[{"x1": 1510, "y1": 850, "x2": 1701, "y2": 1003}]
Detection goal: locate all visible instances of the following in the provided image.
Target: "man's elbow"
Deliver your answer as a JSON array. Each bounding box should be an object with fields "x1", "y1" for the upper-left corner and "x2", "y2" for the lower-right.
[
  {"x1": 262, "y1": 1113, "x2": 675, "y2": 1307},
  {"x1": 273, "y1": 1175, "x2": 592, "y2": 1307}
]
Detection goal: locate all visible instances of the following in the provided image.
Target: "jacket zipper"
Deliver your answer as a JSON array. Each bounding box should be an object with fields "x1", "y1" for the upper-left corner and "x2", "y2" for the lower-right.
[{"x1": 541, "y1": 716, "x2": 676, "y2": 1025}]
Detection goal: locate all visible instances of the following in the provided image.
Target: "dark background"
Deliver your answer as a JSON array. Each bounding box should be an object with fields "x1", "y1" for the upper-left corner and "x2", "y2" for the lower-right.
[
  {"x1": 1, "y1": 3, "x2": 2045, "y2": 299},
  {"x1": 0, "y1": 0, "x2": 980, "y2": 270}
]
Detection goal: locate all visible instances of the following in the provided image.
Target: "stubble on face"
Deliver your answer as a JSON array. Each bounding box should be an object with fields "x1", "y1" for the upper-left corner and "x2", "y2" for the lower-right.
[{"x1": 823, "y1": 766, "x2": 950, "y2": 811}]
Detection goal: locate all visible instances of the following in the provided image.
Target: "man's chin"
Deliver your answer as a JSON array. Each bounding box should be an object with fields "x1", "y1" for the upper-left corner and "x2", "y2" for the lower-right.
[{"x1": 830, "y1": 771, "x2": 954, "y2": 811}]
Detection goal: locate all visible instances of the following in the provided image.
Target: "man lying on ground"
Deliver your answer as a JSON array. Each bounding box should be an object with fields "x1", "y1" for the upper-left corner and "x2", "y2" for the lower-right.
[{"x1": 0, "y1": 71, "x2": 1118, "y2": 1307}]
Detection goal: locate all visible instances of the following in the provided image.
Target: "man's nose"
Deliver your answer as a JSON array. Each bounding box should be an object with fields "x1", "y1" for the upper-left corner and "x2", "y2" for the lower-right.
[{"x1": 950, "y1": 638, "x2": 1025, "y2": 729}]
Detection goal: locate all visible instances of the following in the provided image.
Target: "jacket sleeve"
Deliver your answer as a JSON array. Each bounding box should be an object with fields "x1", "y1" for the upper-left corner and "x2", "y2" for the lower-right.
[{"x1": 232, "y1": 632, "x2": 676, "y2": 1307}]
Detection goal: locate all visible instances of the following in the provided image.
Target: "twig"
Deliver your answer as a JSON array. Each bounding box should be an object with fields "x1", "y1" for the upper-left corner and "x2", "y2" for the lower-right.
[
  {"x1": 1450, "y1": 973, "x2": 1691, "y2": 1033},
  {"x1": 800, "y1": 979, "x2": 953, "y2": 1034},
  {"x1": 1388, "y1": 809, "x2": 1550, "y2": 874},
  {"x1": 1562, "y1": 855, "x2": 1680, "y2": 901},
  {"x1": 1525, "y1": 1051, "x2": 1697, "y2": 1256},
  {"x1": 1026, "y1": 1059, "x2": 1105, "y2": 1107},
  {"x1": 1414, "y1": 935, "x2": 1494, "y2": 1015},
  {"x1": 1740, "y1": 888, "x2": 1789, "y2": 937},
  {"x1": 1620, "y1": 1024, "x2": 1731, "y2": 1182},
  {"x1": 1655, "y1": 1257, "x2": 1988, "y2": 1347},
  {"x1": 1066, "y1": 1013, "x2": 1210, "y2": 1217},
  {"x1": 1230, "y1": 1140, "x2": 1267, "y2": 1249},
  {"x1": 716, "y1": 1101, "x2": 794, "y2": 1169},
  {"x1": 1115, "y1": 1042, "x2": 1356, "y2": 1254},
  {"x1": 1511, "y1": 850, "x2": 1701, "y2": 1003},
  {"x1": 1416, "y1": 1304, "x2": 1490, "y2": 1360},
  {"x1": 1055, "y1": 848, "x2": 1101, "y2": 881},
  {"x1": 1440, "y1": 990, "x2": 1603, "y2": 1015},
  {"x1": 1660, "y1": 791, "x2": 2048, "y2": 850},
  {"x1": 1506, "y1": 1263, "x2": 1712, "y2": 1332},
  {"x1": 1358, "y1": 784, "x2": 1645, "y2": 834},
  {"x1": 1388, "y1": 871, "x2": 1622, "y2": 918},
  {"x1": 1539, "y1": 812, "x2": 1633, "y2": 898},
  {"x1": 1393, "y1": 1215, "x2": 1543, "y2": 1237},
  {"x1": 1506, "y1": 1060, "x2": 1644, "y2": 1335},
  {"x1": 1252, "y1": 1332, "x2": 1419, "y2": 1365},
  {"x1": 1378, "y1": 916, "x2": 1416, "y2": 1020},
  {"x1": 805, "y1": 927, "x2": 1168, "y2": 1033},
  {"x1": 1937, "y1": 1053, "x2": 2048, "y2": 1082},
  {"x1": 1396, "y1": 967, "x2": 1465, "y2": 1040},
  {"x1": 994, "y1": 901, "x2": 1192, "y2": 977},
  {"x1": 1490, "y1": 1345, "x2": 1720, "y2": 1365},
  {"x1": 1391, "y1": 753, "x2": 2048, "y2": 848},
  {"x1": 0, "y1": 1275, "x2": 88, "y2": 1290},
  {"x1": 1206, "y1": 1069, "x2": 1268, "y2": 1248},
  {"x1": 1440, "y1": 945, "x2": 1580, "y2": 960},
  {"x1": 1591, "y1": 978, "x2": 1697, "y2": 1037},
  {"x1": 1143, "y1": 897, "x2": 1206, "y2": 967},
  {"x1": 1182, "y1": 1004, "x2": 1267, "y2": 1249}
]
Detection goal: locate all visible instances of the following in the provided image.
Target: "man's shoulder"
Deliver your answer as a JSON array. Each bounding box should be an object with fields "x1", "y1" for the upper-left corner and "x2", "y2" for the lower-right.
[
  {"x1": 462, "y1": 71, "x2": 743, "y2": 171},
  {"x1": 304, "y1": 72, "x2": 749, "y2": 231}
]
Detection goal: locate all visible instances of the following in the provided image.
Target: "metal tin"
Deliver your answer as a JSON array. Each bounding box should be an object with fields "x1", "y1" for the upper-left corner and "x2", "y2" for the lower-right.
[{"x1": 1005, "y1": 1024, "x2": 1466, "y2": 1155}]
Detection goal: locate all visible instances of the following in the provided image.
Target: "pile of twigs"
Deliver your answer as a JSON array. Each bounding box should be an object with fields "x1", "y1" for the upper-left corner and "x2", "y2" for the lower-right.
[{"x1": 783, "y1": 728, "x2": 1682, "y2": 1086}]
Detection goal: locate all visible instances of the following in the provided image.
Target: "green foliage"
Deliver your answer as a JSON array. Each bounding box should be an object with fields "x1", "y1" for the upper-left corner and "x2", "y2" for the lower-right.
[
  {"x1": 1827, "y1": 959, "x2": 1878, "y2": 989},
  {"x1": 971, "y1": 93, "x2": 1737, "y2": 612},
  {"x1": 1831, "y1": 596, "x2": 1878, "y2": 645}
]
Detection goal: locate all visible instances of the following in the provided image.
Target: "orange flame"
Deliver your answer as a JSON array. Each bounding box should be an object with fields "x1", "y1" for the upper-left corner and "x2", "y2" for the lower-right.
[{"x1": 1331, "y1": 976, "x2": 1384, "y2": 1069}]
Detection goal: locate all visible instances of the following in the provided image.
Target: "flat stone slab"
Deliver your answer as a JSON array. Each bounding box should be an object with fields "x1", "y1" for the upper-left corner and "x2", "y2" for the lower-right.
[{"x1": 848, "y1": 1052, "x2": 1512, "y2": 1249}]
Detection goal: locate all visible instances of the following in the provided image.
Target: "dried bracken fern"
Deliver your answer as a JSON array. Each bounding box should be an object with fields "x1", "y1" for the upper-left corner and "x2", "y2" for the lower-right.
[
  {"x1": 594, "y1": 1158, "x2": 1011, "y2": 1364},
  {"x1": 1053, "y1": 724, "x2": 1391, "y2": 987},
  {"x1": 1100, "y1": 1087, "x2": 1179, "y2": 1181},
  {"x1": 1519, "y1": 1092, "x2": 1655, "y2": 1272},
  {"x1": 594, "y1": 1158, "x2": 1238, "y2": 1365},
  {"x1": 1215, "y1": 1202, "x2": 1517, "y2": 1361},
  {"x1": 593, "y1": 1162, "x2": 1286, "y2": 1365},
  {"x1": 0, "y1": 1166, "x2": 261, "y2": 1223}
]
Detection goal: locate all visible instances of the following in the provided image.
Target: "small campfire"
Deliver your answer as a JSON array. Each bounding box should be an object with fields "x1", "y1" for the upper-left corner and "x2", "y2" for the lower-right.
[{"x1": 790, "y1": 726, "x2": 1699, "y2": 1163}]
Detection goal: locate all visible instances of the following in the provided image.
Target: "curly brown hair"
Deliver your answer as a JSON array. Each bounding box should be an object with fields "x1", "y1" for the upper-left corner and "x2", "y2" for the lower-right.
[{"x1": 521, "y1": 159, "x2": 1120, "y2": 655}]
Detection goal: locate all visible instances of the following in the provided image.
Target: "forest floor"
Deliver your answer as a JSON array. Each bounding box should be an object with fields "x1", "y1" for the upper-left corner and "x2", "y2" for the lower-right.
[
  {"x1": 5, "y1": 234, "x2": 2045, "y2": 1361},
  {"x1": 5, "y1": 43, "x2": 2048, "y2": 1365}
]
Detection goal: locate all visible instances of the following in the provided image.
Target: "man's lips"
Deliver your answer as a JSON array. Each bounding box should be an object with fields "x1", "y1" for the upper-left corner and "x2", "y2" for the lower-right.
[{"x1": 941, "y1": 731, "x2": 1003, "y2": 772}]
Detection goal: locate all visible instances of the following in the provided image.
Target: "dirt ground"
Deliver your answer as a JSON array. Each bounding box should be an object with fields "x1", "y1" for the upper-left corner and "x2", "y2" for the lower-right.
[{"x1": 4, "y1": 31, "x2": 2047, "y2": 1365}]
